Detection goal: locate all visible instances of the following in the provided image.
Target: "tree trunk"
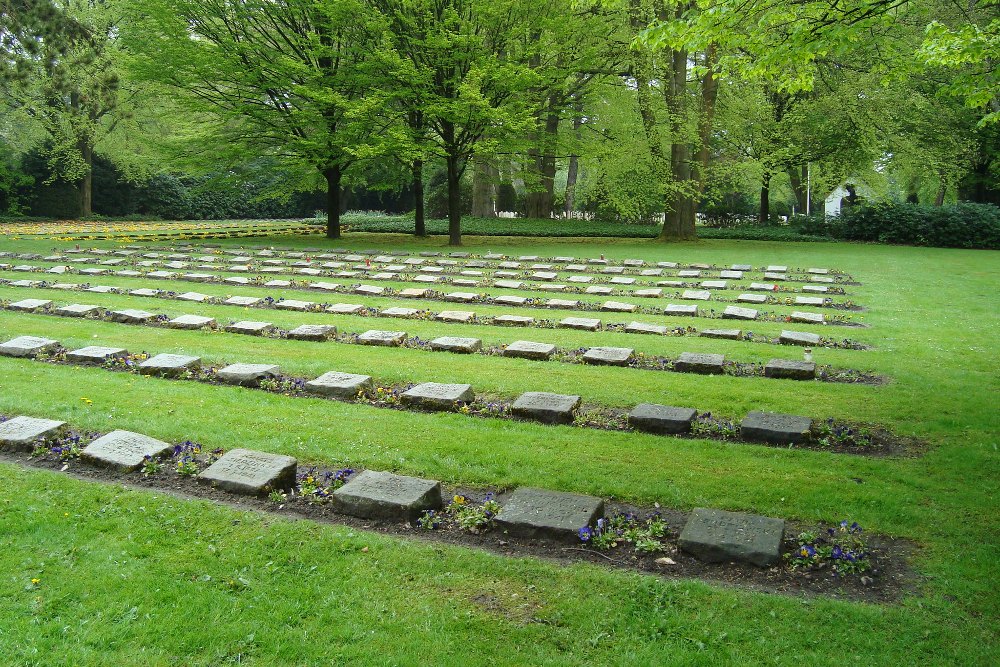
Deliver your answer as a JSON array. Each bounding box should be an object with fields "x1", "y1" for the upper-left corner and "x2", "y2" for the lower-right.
[
  {"x1": 525, "y1": 105, "x2": 560, "y2": 219},
  {"x1": 934, "y1": 180, "x2": 946, "y2": 206},
  {"x1": 78, "y1": 139, "x2": 93, "y2": 218},
  {"x1": 564, "y1": 102, "x2": 583, "y2": 217},
  {"x1": 788, "y1": 166, "x2": 807, "y2": 213},
  {"x1": 759, "y1": 172, "x2": 771, "y2": 224},
  {"x1": 471, "y1": 158, "x2": 495, "y2": 218},
  {"x1": 324, "y1": 166, "x2": 341, "y2": 239},
  {"x1": 412, "y1": 158, "x2": 426, "y2": 236},
  {"x1": 695, "y1": 43, "x2": 718, "y2": 196},
  {"x1": 661, "y1": 46, "x2": 696, "y2": 240},
  {"x1": 446, "y1": 152, "x2": 462, "y2": 246}
]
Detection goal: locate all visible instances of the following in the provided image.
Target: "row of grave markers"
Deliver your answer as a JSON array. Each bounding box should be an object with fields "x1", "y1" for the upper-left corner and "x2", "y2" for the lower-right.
[
  {"x1": 1, "y1": 333, "x2": 821, "y2": 444},
  {"x1": 0, "y1": 413, "x2": 786, "y2": 566},
  {"x1": 1, "y1": 297, "x2": 828, "y2": 382}
]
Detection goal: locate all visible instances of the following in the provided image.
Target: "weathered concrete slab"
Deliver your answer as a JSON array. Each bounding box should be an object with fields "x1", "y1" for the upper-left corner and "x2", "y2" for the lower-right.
[
  {"x1": 545, "y1": 299, "x2": 579, "y2": 308},
  {"x1": 429, "y1": 336, "x2": 482, "y2": 353},
  {"x1": 679, "y1": 508, "x2": 784, "y2": 566},
  {"x1": 665, "y1": 304, "x2": 698, "y2": 316},
  {"x1": 287, "y1": 324, "x2": 337, "y2": 341},
  {"x1": 779, "y1": 330, "x2": 821, "y2": 346},
  {"x1": 401, "y1": 382, "x2": 474, "y2": 410},
  {"x1": 306, "y1": 370, "x2": 372, "y2": 398},
  {"x1": 494, "y1": 315, "x2": 534, "y2": 326},
  {"x1": 581, "y1": 346, "x2": 634, "y2": 366},
  {"x1": 326, "y1": 303, "x2": 365, "y2": 314},
  {"x1": 625, "y1": 321, "x2": 668, "y2": 335},
  {"x1": 722, "y1": 305, "x2": 758, "y2": 320},
  {"x1": 681, "y1": 290, "x2": 711, "y2": 301},
  {"x1": 216, "y1": 363, "x2": 281, "y2": 386},
  {"x1": 225, "y1": 321, "x2": 274, "y2": 336},
  {"x1": 628, "y1": 404, "x2": 697, "y2": 434},
  {"x1": 737, "y1": 293, "x2": 767, "y2": 304},
  {"x1": 435, "y1": 310, "x2": 475, "y2": 323},
  {"x1": 66, "y1": 346, "x2": 128, "y2": 364},
  {"x1": 740, "y1": 411, "x2": 813, "y2": 444},
  {"x1": 81, "y1": 430, "x2": 175, "y2": 471},
  {"x1": 332, "y1": 470, "x2": 442, "y2": 522},
  {"x1": 275, "y1": 299, "x2": 315, "y2": 311},
  {"x1": 495, "y1": 487, "x2": 604, "y2": 542},
  {"x1": 674, "y1": 352, "x2": 725, "y2": 374},
  {"x1": 9, "y1": 299, "x2": 52, "y2": 312},
  {"x1": 0, "y1": 336, "x2": 59, "y2": 358},
  {"x1": 700, "y1": 328, "x2": 742, "y2": 340},
  {"x1": 224, "y1": 296, "x2": 261, "y2": 307},
  {"x1": 197, "y1": 448, "x2": 298, "y2": 495},
  {"x1": 0, "y1": 416, "x2": 65, "y2": 450},
  {"x1": 790, "y1": 311, "x2": 825, "y2": 324},
  {"x1": 764, "y1": 359, "x2": 817, "y2": 380},
  {"x1": 503, "y1": 341, "x2": 556, "y2": 360},
  {"x1": 600, "y1": 301, "x2": 637, "y2": 313},
  {"x1": 138, "y1": 353, "x2": 200, "y2": 377},
  {"x1": 382, "y1": 307, "x2": 420, "y2": 318},
  {"x1": 357, "y1": 330, "x2": 407, "y2": 346},
  {"x1": 559, "y1": 317, "x2": 601, "y2": 331},
  {"x1": 511, "y1": 392, "x2": 581, "y2": 424},
  {"x1": 54, "y1": 304, "x2": 100, "y2": 317},
  {"x1": 167, "y1": 315, "x2": 216, "y2": 330},
  {"x1": 110, "y1": 309, "x2": 157, "y2": 324}
]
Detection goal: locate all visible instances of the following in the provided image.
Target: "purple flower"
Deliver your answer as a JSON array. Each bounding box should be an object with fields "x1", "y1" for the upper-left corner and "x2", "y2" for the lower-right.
[{"x1": 578, "y1": 526, "x2": 593, "y2": 542}]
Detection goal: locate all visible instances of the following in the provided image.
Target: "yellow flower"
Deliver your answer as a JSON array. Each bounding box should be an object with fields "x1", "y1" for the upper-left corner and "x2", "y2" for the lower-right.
[
  {"x1": 453, "y1": 495, "x2": 466, "y2": 505},
  {"x1": 31, "y1": 578, "x2": 40, "y2": 585}
]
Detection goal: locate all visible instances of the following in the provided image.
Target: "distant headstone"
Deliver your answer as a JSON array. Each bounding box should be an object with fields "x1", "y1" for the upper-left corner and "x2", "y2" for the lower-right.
[
  {"x1": 332, "y1": 470, "x2": 442, "y2": 522},
  {"x1": 355, "y1": 285, "x2": 385, "y2": 296},
  {"x1": 224, "y1": 296, "x2": 261, "y2": 306},
  {"x1": 176, "y1": 292, "x2": 209, "y2": 302},
  {"x1": 633, "y1": 288, "x2": 663, "y2": 298},
  {"x1": 677, "y1": 270, "x2": 701, "y2": 278},
  {"x1": 111, "y1": 309, "x2": 156, "y2": 324},
  {"x1": 444, "y1": 292, "x2": 478, "y2": 303},
  {"x1": 55, "y1": 304, "x2": 100, "y2": 317},
  {"x1": 495, "y1": 487, "x2": 605, "y2": 541},
  {"x1": 795, "y1": 296, "x2": 825, "y2": 306},
  {"x1": 765, "y1": 265, "x2": 787, "y2": 272},
  {"x1": 665, "y1": 304, "x2": 698, "y2": 316},
  {"x1": 600, "y1": 301, "x2": 637, "y2": 313},
  {"x1": 545, "y1": 299, "x2": 579, "y2": 308},
  {"x1": 700, "y1": 328, "x2": 741, "y2": 340},
  {"x1": 167, "y1": 315, "x2": 216, "y2": 330},
  {"x1": 737, "y1": 293, "x2": 767, "y2": 304},
  {"x1": 625, "y1": 321, "x2": 667, "y2": 335},
  {"x1": 275, "y1": 299, "x2": 314, "y2": 311},
  {"x1": 581, "y1": 346, "x2": 634, "y2": 366},
  {"x1": 494, "y1": 315, "x2": 533, "y2": 326},
  {"x1": 559, "y1": 317, "x2": 601, "y2": 331},
  {"x1": 429, "y1": 336, "x2": 482, "y2": 353},
  {"x1": 503, "y1": 341, "x2": 556, "y2": 360},
  {"x1": 790, "y1": 311, "x2": 825, "y2": 324},
  {"x1": 700, "y1": 280, "x2": 727, "y2": 289},
  {"x1": 0, "y1": 415, "x2": 65, "y2": 450},
  {"x1": 584, "y1": 286, "x2": 612, "y2": 295},
  {"x1": 401, "y1": 382, "x2": 474, "y2": 410},
  {"x1": 801, "y1": 285, "x2": 829, "y2": 294},
  {"x1": 287, "y1": 324, "x2": 337, "y2": 341},
  {"x1": 511, "y1": 391, "x2": 581, "y2": 424},
  {"x1": 81, "y1": 430, "x2": 175, "y2": 471},
  {"x1": 357, "y1": 330, "x2": 407, "y2": 346},
  {"x1": 495, "y1": 295, "x2": 528, "y2": 306},
  {"x1": 66, "y1": 346, "x2": 128, "y2": 364},
  {"x1": 398, "y1": 288, "x2": 431, "y2": 298},
  {"x1": 679, "y1": 507, "x2": 784, "y2": 566},
  {"x1": 382, "y1": 307, "x2": 419, "y2": 318},
  {"x1": 198, "y1": 448, "x2": 298, "y2": 495},
  {"x1": 719, "y1": 270, "x2": 743, "y2": 279},
  {"x1": 740, "y1": 411, "x2": 812, "y2": 444},
  {"x1": 216, "y1": 363, "x2": 280, "y2": 386},
  {"x1": 0, "y1": 336, "x2": 59, "y2": 358},
  {"x1": 138, "y1": 353, "x2": 200, "y2": 377},
  {"x1": 628, "y1": 404, "x2": 697, "y2": 434},
  {"x1": 225, "y1": 321, "x2": 274, "y2": 336},
  {"x1": 306, "y1": 371, "x2": 373, "y2": 398},
  {"x1": 681, "y1": 290, "x2": 711, "y2": 301},
  {"x1": 722, "y1": 305, "x2": 758, "y2": 320},
  {"x1": 764, "y1": 359, "x2": 817, "y2": 380},
  {"x1": 8, "y1": 298, "x2": 51, "y2": 312},
  {"x1": 326, "y1": 303, "x2": 365, "y2": 314},
  {"x1": 674, "y1": 352, "x2": 725, "y2": 374},
  {"x1": 435, "y1": 310, "x2": 475, "y2": 323},
  {"x1": 763, "y1": 272, "x2": 787, "y2": 281},
  {"x1": 129, "y1": 288, "x2": 160, "y2": 297}
]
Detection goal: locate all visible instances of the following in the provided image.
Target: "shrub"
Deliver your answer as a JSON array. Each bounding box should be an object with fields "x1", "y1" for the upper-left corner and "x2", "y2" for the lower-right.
[{"x1": 839, "y1": 202, "x2": 1000, "y2": 249}]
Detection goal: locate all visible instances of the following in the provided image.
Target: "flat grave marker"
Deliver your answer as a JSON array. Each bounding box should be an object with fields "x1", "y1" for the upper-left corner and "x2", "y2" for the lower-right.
[
  {"x1": 216, "y1": 363, "x2": 281, "y2": 386},
  {"x1": 306, "y1": 371, "x2": 372, "y2": 398},
  {"x1": 511, "y1": 391, "x2": 581, "y2": 424},
  {"x1": 287, "y1": 324, "x2": 337, "y2": 341},
  {"x1": 740, "y1": 411, "x2": 813, "y2": 444},
  {"x1": 401, "y1": 382, "x2": 475, "y2": 410},
  {"x1": 679, "y1": 508, "x2": 784, "y2": 566},
  {"x1": 198, "y1": 448, "x2": 298, "y2": 495},
  {"x1": 138, "y1": 353, "x2": 200, "y2": 377},
  {"x1": 81, "y1": 430, "x2": 175, "y2": 471},
  {"x1": 495, "y1": 487, "x2": 604, "y2": 542},
  {"x1": 581, "y1": 346, "x2": 634, "y2": 366},
  {"x1": 66, "y1": 346, "x2": 128, "y2": 364},
  {"x1": 167, "y1": 315, "x2": 216, "y2": 330},
  {"x1": 429, "y1": 336, "x2": 482, "y2": 353},
  {"x1": 332, "y1": 470, "x2": 442, "y2": 522},
  {"x1": 628, "y1": 404, "x2": 697, "y2": 434},
  {"x1": 674, "y1": 352, "x2": 725, "y2": 374},
  {"x1": 357, "y1": 330, "x2": 407, "y2": 346},
  {"x1": 0, "y1": 416, "x2": 65, "y2": 450}
]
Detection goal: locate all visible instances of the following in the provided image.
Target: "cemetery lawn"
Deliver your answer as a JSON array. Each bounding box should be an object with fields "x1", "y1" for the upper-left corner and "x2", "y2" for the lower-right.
[{"x1": 0, "y1": 233, "x2": 998, "y2": 665}]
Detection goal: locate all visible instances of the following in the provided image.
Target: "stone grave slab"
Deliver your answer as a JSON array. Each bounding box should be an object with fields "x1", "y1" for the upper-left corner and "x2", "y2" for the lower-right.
[
  {"x1": 657, "y1": 261, "x2": 679, "y2": 268},
  {"x1": 110, "y1": 309, "x2": 157, "y2": 324},
  {"x1": 722, "y1": 305, "x2": 758, "y2": 321},
  {"x1": 810, "y1": 276, "x2": 835, "y2": 283},
  {"x1": 81, "y1": 430, "x2": 175, "y2": 471},
  {"x1": 609, "y1": 277, "x2": 636, "y2": 285},
  {"x1": 429, "y1": 336, "x2": 482, "y2": 353},
  {"x1": 701, "y1": 280, "x2": 728, "y2": 289},
  {"x1": 731, "y1": 264, "x2": 752, "y2": 271},
  {"x1": 763, "y1": 272, "x2": 787, "y2": 281},
  {"x1": 355, "y1": 285, "x2": 385, "y2": 296},
  {"x1": 494, "y1": 280, "x2": 523, "y2": 289},
  {"x1": 8, "y1": 299, "x2": 51, "y2": 312},
  {"x1": 129, "y1": 288, "x2": 160, "y2": 297},
  {"x1": 628, "y1": 404, "x2": 697, "y2": 434},
  {"x1": 719, "y1": 270, "x2": 743, "y2": 279},
  {"x1": 790, "y1": 311, "x2": 825, "y2": 324},
  {"x1": 225, "y1": 321, "x2": 274, "y2": 336},
  {"x1": 0, "y1": 335, "x2": 58, "y2": 359},
  {"x1": 503, "y1": 341, "x2": 556, "y2": 360},
  {"x1": 224, "y1": 296, "x2": 261, "y2": 307},
  {"x1": 700, "y1": 328, "x2": 742, "y2": 340},
  {"x1": 737, "y1": 293, "x2": 767, "y2": 304},
  {"x1": 779, "y1": 330, "x2": 821, "y2": 346},
  {"x1": 764, "y1": 359, "x2": 817, "y2": 380},
  {"x1": 801, "y1": 285, "x2": 829, "y2": 294},
  {"x1": 664, "y1": 304, "x2": 697, "y2": 316},
  {"x1": 674, "y1": 352, "x2": 725, "y2": 374},
  {"x1": 177, "y1": 292, "x2": 209, "y2": 302},
  {"x1": 198, "y1": 448, "x2": 298, "y2": 495},
  {"x1": 564, "y1": 264, "x2": 587, "y2": 272},
  {"x1": 306, "y1": 371, "x2": 373, "y2": 398},
  {"x1": 55, "y1": 304, "x2": 100, "y2": 317},
  {"x1": 216, "y1": 363, "x2": 281, "y2": 386},
  {"x1": 494, "y1": 315, "x2": 533, "y2": 326},
  {"x1": 559, "y1": 317, "x2": 601, "y2": 331},
  {"x1": 679, "y1": 508, "x2": 784, "y2": 566},
  {"x1": 84, "y1": 285, "x2": 114, "y2": 293},
  {"x1": 184, "y1": 273, "x2": 217, "y2": 283},
  {"x1": 749, "y1": 282, "x2": 776, "y2": 291},
  {"x1": 287, "y1": 324, "x2": 337, "y2": 341},
  {"x1": 795, "y1": 296, "x2": 825, "y2": 306},
  {"x1": 808, "y1": 268, "x2": 830, "y2": 275},
  {"x1": 600, "y1": 301, "x2": 636, "y2": 313},
  {"x1": 167, "y1": 315, "x2": 216, "y2": 330},
  {"x1": 326, "y1": 303, "x2": 365, "y2": 314},
  {"x1": 138, "y1": 353, "x2": 200, "y2": 377},
  {"x1": 66, "y1": 346, "x2": 128, "y2": 364},
  {"x1": 444, "y1": 292, "x2": 478, "y2": 303},
  {"x1": 398, "y1": 288, "x2": 430, "y2": 298},
  {"x1": 740, "y1": 411, "x2": 812, "y2": 444},
  {"x1": 50, "y1": 283, "x2": 79, "y2": 290},
  {"x1": 494, "y1": 296, "x2": 528, "y2": 306},
  {"x1": 765, "y1": 265, "x2": 788, "y2": 272},
  {"x1": 10, "y1": 280, "x2": 40, "y2": 287},
  {"x1": 495, "y1": 487, "x2": 604, "y2": 542},
  {"x1": 146, "y1": 271, "x2": 175, "y2": 280},
  {"x1": 535, "y1": 284, "x2": 568, "y2": 292},
  {"x1": 532, "y1": 271, "x2": 558, "y2": 281},
  {"x1": 332, "y1": 470, "x2": 442, "y2": 522},
  {"x1": 582, "y1": 346, "x2": 634, "y2": 366},
  {"x1": 545, "y1": 298, "x2": 579, "y2": 308},
  {"x1": 681, "y1": 290, "x2": 711, "y2": 301},
  {"x1": 435, "y1": 310, "x2": 475, "y2": 323},
  {"x1": 677, "y1": 270, "x2": 701, "y2": 278},
  {"x1": 401, "y1": 382, "x2": 474, "y2": 410},
  {"x1": 0, "y1": 416, "x2": 65, "y2": 450},
  {"x1": 601, "y1": 266, "x2": 625, "y2": 275},
  {"x1": 640, "y1": 269, "x2": 664, "y2": 277},
  {"x1": 633, "y1": 288, "x2": 663, "y2": 298},
  {"x1": 511, "y1": 392, "x2": 581, "y2": 424},
  {"x1": 584, "y1": 286, "x2": 613, "y2": 295},
  {"x1": 625, "y1": 321, "x2": 667, "y2": 335},
  {"x1": 309, "y1": 282, "x2": 341, "y2": 292},
  {"x1": 382, "y1": 307, "x2": 419, "y2": 318},
  {"x1": 357, "y1": 330, "x2": 407, "y2": 346},
  {"x1": 263, "y1": 280, "x2": 293, "y2": 289}
]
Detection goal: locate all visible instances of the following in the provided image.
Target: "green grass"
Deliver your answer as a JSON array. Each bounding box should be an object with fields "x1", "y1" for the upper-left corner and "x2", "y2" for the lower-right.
[{"x1": 0, "y1": 232, "x2": 998, "y2": 664}]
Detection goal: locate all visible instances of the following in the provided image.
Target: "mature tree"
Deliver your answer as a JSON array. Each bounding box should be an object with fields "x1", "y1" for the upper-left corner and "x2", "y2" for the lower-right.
[
  {"x1": 0, "y1": 0, "x2": 127, "y2": 216},
  {"x1": 124, "y1": 0, "x2": 384, "y2": 238},
  {"x1": 368, "y1": 0, "x2": 537, "y2": 245}
]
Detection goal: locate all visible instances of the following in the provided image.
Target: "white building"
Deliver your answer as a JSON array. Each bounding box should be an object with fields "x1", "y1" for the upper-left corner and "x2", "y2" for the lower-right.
[{"x1": 825, "y1": 180, "x2": 875, "y2": 217}]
